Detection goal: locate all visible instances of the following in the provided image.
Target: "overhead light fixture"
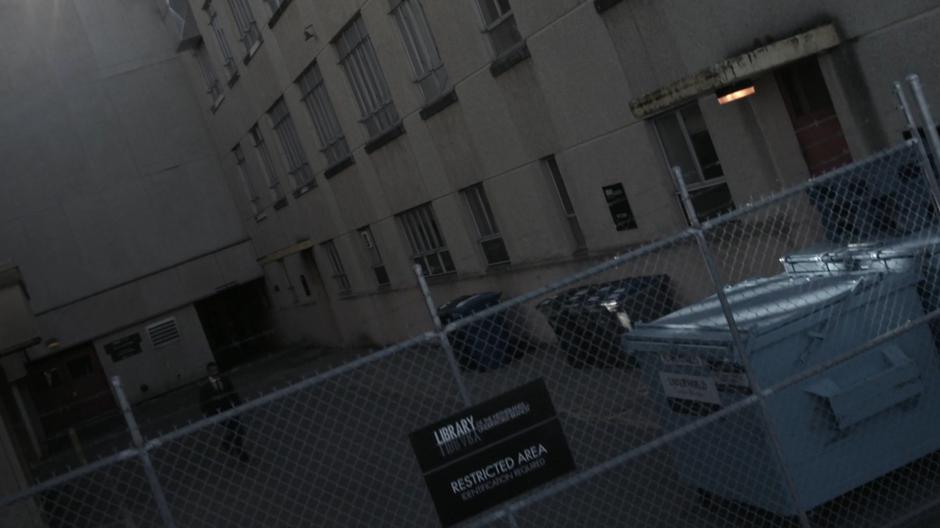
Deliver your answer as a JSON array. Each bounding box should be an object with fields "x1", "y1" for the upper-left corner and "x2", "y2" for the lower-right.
[
  {"x1": 716, "y1": 81, "x2": 756, "y2": 105},
  {"x1": 45, "y1": 338, "x2": 60, "y2": 350}
]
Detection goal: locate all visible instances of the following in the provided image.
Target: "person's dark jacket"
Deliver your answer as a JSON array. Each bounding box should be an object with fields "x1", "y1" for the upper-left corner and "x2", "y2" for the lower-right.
[{"x1": 199, "y1": 376, "x2": 242, "y2": 416}]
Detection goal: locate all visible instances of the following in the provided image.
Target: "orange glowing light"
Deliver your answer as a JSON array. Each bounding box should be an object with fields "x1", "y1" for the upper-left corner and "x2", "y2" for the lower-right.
[{"x1": 717, "y1": 85, "x2": 756, "y2": 105}]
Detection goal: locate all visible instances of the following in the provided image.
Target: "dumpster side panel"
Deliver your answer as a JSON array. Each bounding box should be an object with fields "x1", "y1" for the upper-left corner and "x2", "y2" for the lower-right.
[
  {"x1": 628, "y1": 338, "x2": 795, "y2": 515},
  {"x1": 764, "y1": 288, "x2": 940, "y2": 511}
]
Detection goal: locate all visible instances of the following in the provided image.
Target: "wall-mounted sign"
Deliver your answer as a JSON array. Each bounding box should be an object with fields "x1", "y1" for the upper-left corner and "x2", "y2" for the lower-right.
[
  {"x1": 104, "y1": 333, "x2": 143, "y2": 362},
  {"x1": 409, "y1": 379, "x2": 575, "y2": 527}
]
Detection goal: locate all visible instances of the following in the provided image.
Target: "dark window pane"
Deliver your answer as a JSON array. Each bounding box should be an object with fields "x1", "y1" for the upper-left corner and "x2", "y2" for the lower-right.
[
  {"x1": 482, "y1": 238, "x2": 510, "y2": 265},
  {"x1": 374, "y1": 266, "x2": 390, "y2": 286},
  {"x1": 426, "y1": 253, "x2": 444, "y2": 275},
  {"x1": 654, "y1": 113, "x2": 699, "y2": 183},
  {"x1": 602, "y1": 183, "x2": 638, "y2": 231},
  {"x1": 300, "y1": 275, "x2": 312, "y2": 297},
  {"x1": 67, "y1": 357, "x2": 94, "y2": 379},
  {"x1": 440, "y1": 251, "x2": 455, "y2": 272},
  {"x1": 689, "y1": 131, "x2": 724, "y2": 180},
  {"x1": 690, "y1": 183, "x2": 735, "y2": 221}
]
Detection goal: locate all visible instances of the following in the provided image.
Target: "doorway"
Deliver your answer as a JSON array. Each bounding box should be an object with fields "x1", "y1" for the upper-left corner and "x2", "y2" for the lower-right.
[
  {"x1": 776, "y1": 57, "x2": 853, "y2": 176},
  {"x1": 26, "y1": 344, "x2": 115, "y2": 439}
]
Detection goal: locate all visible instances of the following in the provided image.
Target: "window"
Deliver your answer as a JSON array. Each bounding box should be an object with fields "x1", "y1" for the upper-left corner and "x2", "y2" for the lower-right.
[
  {"x1": 204, "y1": 2, "x2": 237, "y2": 80},
  {"x1": 232, "y1": 144, "x2": 261, "y2": 214},
  {"x1": 462, "y1": 184, "x2": 510, "y2": 265},
  {"x1": 602, "y1": 183, "x2": 638, "y2": 231},
  {"x1": 543, "y1": 156, "x2": 586, "y2": 250},
  {"x1": 268, "y1": 99, "x2": 315, "y2": 190},
  {"x1": 475, "y1": 0, "x2": 522, "y2": 56},
  {"x1": 653, "y1": 103, "x2": 734, "y2": 222},
  {"x1": 359, "y1": 227, "x2": 390, "y2": 287},
  {"x1": 226, "y1": 0, "x2": 262, "y2": 55},
  {"x1": 322, "y1": 240, "x2": 352, "y2": 293},
  {"x1": 194, "y1": 46, "x2": 223, "y2": 107},
  {"x1": 249, "y1": 124, "x2": 285, "y2": 202},
  {"x1": 299, "y1": 274, "x2": 312, "y2": 296},
  {"x1": 397, "y1": 203, "x2": 456, "y2": 277},
  {"x1": 334, "y1": 16, "x2": 400, "y2": 138},
  {"x1": 390, "y1": 0, "x2": 448, "y2": 103},
  {"x1": 298, "y1": 62, "x2": 351, "y2": 167}
]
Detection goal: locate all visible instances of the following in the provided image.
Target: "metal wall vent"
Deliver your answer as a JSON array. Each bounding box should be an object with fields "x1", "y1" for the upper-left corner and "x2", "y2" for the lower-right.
[{"x1": 147, "y1": 318, "x2": 181, "y2": 348}]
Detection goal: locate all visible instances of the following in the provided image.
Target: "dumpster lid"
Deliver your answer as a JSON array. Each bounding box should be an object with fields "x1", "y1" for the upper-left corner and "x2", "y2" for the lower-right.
[
  {"x1": 538, "y1": 275, "x2": 669, "y2": 309},
  {"x1": 639, "y1": 274, "x2": 880, "y2": 334},
  {"x1": 783, "y1": 230, "x2": 940, "y2": 273},
  {"x1": 438, "y1": 292, "x2": 501, "y2": 314}
]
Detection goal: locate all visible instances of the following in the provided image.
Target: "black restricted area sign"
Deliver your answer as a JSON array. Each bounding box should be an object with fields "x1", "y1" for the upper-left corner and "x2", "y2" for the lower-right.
[{"x1": 409, "y1": 379, "x2": 575, "y2": 526}]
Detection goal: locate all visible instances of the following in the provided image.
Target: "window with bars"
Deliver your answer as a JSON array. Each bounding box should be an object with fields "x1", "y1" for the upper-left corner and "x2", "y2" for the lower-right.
[
  {"x1": 322, "y1": 240, "x2": 352, "y2": 293},
  {"x1": 194, "y1": 46, "x2": 223, "y2": 107},
  {"x1": 358, "y1": 227, "x2": 390, "y2": 287},
  {"x1": 268, "y1": 98, "x2": 315, "y2": 191},
  {"x1": 232, "y1": 144, "x2": 261, "y2": 214},
  {"x1": 475, "y1": 0, "x2": 522, "y2": 56},
  {"x1": 204, "y1": 2, "x2": 237, "y2": 80},
  {"x1": 334, "y1": 16, "x2": 400, "y2": 138},
  {"x1": 653, "y1": 102, "x2": 735, "y2": 222},
  {"x1": 397, "y1": 204, "x2": 456, "y2": 277},
  {"x1": 226, "y1": 0, "x2": 262, "y2": 55},
  {"x1": 298, "y1": 62, "x2": 351, "y2": 168},
  {"x1": 543, "y1": 156, "x2": 587, "y2": 251},
  {"x1": 462, "y1": 184, "x2": 510, "y2": 266},
  {"x1": 389, "y1": 0, "x2": 448, "y2": 103},
  {"x1": 249, "y1": 124, "x2": 285, "y2": 202}
]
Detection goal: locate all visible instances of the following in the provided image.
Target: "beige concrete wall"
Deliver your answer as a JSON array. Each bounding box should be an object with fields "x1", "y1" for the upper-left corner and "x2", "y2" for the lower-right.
[
  {"x1": 93, "y1": 304, "x2": 215, "y2": 404},
  {"x1": 177, "y1": 0, "x2": 940, "y2": 345}
]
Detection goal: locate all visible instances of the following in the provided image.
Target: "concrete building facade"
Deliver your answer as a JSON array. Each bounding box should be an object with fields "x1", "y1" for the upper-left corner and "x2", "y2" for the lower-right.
[
  {"x1": 176, "y1": 0, "x2": 940, "y2": 347},
  {"x1": 0, "y1": 0, "x2": 263, "y2": 473},
  {"x1": 2, "y1": 0, "x2": 940, "y2": 489}
]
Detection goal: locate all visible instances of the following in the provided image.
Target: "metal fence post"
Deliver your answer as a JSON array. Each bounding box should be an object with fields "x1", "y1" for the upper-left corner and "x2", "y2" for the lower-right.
[
  {"x1": 895, "y1": 81, "x2": 940, "y2": 212},
  {"x1": 414, "y1": 265, "x2": 473, "y2": 406},
  {"x1": 908, "y1": 74, "x2": 940, "y2": 168},
  {"x1": 111, "y1": 377, "x2": 178, "y2": 528},
  {"x1": 673, "y1": 168, "x2": 813, "y2": 528},
  {"x1": 414, "y1": 265, "x2": 522, "y2": 526}
]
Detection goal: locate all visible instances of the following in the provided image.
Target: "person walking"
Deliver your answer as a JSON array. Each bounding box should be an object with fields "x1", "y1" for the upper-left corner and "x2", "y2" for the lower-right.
[{"x1": 199, "y1": 362, "x2": 250, "y2": 463}]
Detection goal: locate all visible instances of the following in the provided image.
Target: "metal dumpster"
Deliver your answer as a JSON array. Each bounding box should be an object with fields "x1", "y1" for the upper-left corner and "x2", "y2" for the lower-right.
[
  {"x1": 623, "y1": 271, "x2": 940, "y2": 516},
  {"x1": 536, "y1": 275, "x2": 677, "y2": 368},
  {"x1": 782, "y1": 231, "x2": 940, "y2": 345},
  {"x1": 438, "y1": 292, "x2": 510, "y2": 371}
]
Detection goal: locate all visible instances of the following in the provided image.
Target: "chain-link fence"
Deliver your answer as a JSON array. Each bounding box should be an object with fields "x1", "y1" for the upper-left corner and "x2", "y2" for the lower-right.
[{"x1": 6, "y1": 76, "x2": 940, "y2": 528}]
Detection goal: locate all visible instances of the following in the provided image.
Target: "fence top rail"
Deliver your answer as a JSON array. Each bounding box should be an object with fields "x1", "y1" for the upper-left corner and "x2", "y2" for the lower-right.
[
  {"x1": 443, "y1": 140, "x2": 923, "y2": 336},
  {"x1": 444, "y1": 228, "x2": 698, "y2": 334},
  {"x1": 702, "y1": 139, "x2": 922, "y2": 230},
  {"x1": 146, "y1": 330, "x2": 440, "y2": 449},
  {"x1": 0, "y1": 448, "x2": 139, "y2": 508}
]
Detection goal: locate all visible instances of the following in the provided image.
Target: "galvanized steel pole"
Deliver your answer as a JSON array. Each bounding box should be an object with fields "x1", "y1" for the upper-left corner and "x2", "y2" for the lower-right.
[
  {"x1": 112, "y1": 377, "x2": 178, "y2": 528},
  {"x1": 673, "y1": 167, "x2": 813, "y2": 528}
]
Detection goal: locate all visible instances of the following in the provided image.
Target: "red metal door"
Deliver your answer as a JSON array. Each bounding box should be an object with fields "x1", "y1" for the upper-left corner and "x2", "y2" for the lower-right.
[{"x1": 776, "y1": 57, "x2": 853, "y2": 176}]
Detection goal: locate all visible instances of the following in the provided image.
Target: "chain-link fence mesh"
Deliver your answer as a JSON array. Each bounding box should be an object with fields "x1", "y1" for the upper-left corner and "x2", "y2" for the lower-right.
[{"x1": 7, "y1": 130, "x2": 940, "y2": 526}]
